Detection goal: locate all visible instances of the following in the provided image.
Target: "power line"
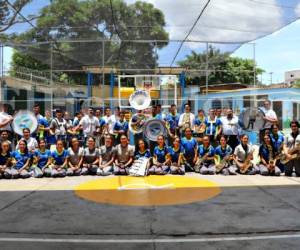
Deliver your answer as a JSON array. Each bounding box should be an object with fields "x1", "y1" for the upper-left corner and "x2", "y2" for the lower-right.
[
  {"x1": 169, "y1": 0, "x2": 211, "y2": 69},
  {"x1": 5, "y1": 0, "x2": 37, "y2": 29}
]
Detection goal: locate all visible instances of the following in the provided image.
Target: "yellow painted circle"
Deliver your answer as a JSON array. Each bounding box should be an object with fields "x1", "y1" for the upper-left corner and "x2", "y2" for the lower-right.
[{"x1": 75, "y1": 176, "x2": 221, "y2": 206}]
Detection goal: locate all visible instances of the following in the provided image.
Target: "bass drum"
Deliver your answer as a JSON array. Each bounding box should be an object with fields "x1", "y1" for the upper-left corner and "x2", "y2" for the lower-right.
[
  {"x1": 143, "y1": 119, "x2": 168, "y2": 141},
  {"x1": 12, "y1": 110, "x2": 38, "y2": 136},
  {"x1": 239, "y1": 107, "x2": 265, "y2": 131}
]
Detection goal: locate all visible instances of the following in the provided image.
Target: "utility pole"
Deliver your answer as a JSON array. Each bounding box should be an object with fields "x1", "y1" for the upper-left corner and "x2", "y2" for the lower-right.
[{"x1": 269, "y1": 72, "x2": 273, "y2": 85}]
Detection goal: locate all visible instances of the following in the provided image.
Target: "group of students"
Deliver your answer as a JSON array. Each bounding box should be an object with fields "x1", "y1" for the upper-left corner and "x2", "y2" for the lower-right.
[{"x1": 0, "y1": 100, "x2": 299, "y2": 179}]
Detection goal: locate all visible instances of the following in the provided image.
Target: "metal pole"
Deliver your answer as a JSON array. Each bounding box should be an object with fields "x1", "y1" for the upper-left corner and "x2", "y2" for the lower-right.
[
  {"x1": 253, "y1": 43, "x2": 256, "y2": 87},
  {"x1": 102, "y1": 41, "x2": 105, "y2": 109},
  {"x1": 205, "y1": 42, "x2": 209, "y2": 95},
  {"x1": 50, "y1": 42, "x2": 53, "y2": 112},
  {"x1": 0, "y1": 43, "x2": 3, "y2": 102}
]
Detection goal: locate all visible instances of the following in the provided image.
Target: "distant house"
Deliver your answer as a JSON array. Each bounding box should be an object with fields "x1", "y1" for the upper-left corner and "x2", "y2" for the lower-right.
[{"x1": 191, "y1": 84, "x2": 300, "y2": 130}]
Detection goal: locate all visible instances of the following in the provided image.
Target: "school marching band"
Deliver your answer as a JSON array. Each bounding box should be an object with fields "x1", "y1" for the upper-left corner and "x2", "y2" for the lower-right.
[{"x1": 0, "y1": 100, "x2": 300, "y2": 179}]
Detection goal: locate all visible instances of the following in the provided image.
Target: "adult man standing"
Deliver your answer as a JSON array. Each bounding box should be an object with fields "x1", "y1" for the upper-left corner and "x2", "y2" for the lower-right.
[
  {"x1": 33, "y1": 103, "x2": 49, "y2": 140},
  {"x1": 220, "y1": 108, "x2": 240, "y2": 150},
  {"x1": 0, "y1": 103, "x2": 13, "y2": 136},
  {"x1": 261, "y1": 100, "x2": 278, "y2": 129},
  {"x1": 78, "y1": 107, "x2": 100, "y2": 141},
  {"x1": 178, "y1": 104, "x2": 195, "y2": 134}
]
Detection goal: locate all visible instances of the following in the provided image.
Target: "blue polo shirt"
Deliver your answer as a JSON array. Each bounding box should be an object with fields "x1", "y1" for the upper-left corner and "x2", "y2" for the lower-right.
[
  {"x1": 114, "y1": 120, "x2": 129, "y2": 133},
  {"x1": 205, "y1": 117, "x2": 222, "y2": 135},
  {"x1": 194, "y1": 116, "x2": 205, "y2": 126},
  {"x1": 153, "y1": 146, "x2": 168, "y2": 163},
  {"x1": 34, "y1": 149, "x2": 51, "y2": 169},
  {"x1": 270, "y1": 132, "x2": 284, "y2": 151},
  {"x1": 181, "y1": 137, "x2": 197, "y2": 158},
  {"x1": 0, "y1": 152, "x2": 11, "y2": 165},
  {"x1": 198, "y1": 144, "x2": 215, "y2": 157},
  {"x1": 214, "y1": 145, "x2": 232, "y2": 159},
  {"x1": 259, "y1": 144, "x2": 275, "y2": 163},
  {"x1": 11, "y1": 150, "x2": 32, "y2": 169},
  {"x1": 166, "y1": 113, "x2": 179, "y2": 131},
  {"x1": 168, "y1": 146, "x2": 183, "y2": 163},
  {"x1": 134, "y1": 149, "x2": 151, "y2": 160},
  {"x1": 51, "y1": 149, "x2": 69, "y2": 166}
]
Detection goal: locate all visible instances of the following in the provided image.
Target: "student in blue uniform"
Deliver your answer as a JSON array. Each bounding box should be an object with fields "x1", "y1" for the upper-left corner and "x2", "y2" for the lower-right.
[
  {"x1": 196, "y1": 135, "x2": 215, "y2": 175},
  {"x1": 181, "y1": 128, "x2": 198, "y2": 171},
  {"x1": 168, "y1": 136, "x2": 185, "y2": 175},
  {"x1": 0, "y1": 141, "x2": 12, "y2": 179},
  {"x1": 214, "y1": 135, "x2": 235, "y2": 175},
  {"x1": 31, "y1": 139, "x2": 51, "y2": 178},
  {"x1": 149, "y1": 135, "x2": 170, "y2": 175},
  {"x1": 258, "y1": 134, "x2": 281, "y2": 176},
  {"x1": 205, "y1": 109, "x2": 222, "y2": 145},
  {"x1": 113, "y1": 111, "x2": 129, "y2": 144},
  {"x1": 134, "y1": 139, "x2": 151, "y2": 160},
  {"x1": 10, "y1": 139, "x2": 32, "y2": 179},
  {"x1": 44, "y1": 140, "x2": 68, "y2": 177}
]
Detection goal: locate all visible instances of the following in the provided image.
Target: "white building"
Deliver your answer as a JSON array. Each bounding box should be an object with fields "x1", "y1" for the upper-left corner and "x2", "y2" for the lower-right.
[{"x1": 285, "y1": 69, "x2": 300, "y2": 85}]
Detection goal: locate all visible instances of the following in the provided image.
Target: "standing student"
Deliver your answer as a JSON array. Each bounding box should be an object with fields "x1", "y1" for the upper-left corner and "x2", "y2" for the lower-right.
[
  {"x1": 82, "y1": 137, "x2": 99, "y2": 175},
  {"x1": 196, "y1": 135, "x2": 216, "y2": 175},
  {"x1": 220, "y1": 109, "x2": 240, "y2": 151},
  {"x1": 67, "y1": 137, "x2": 84, "y2": 176},
  {"x1": 168, "y1": 136, "x2": 185, "y2": 175},
  {"x1": 205, "y1": 109, "x2": 222, "y2": 146},
  {"x1": 257, "y1": 134, "x2": 281, "y2": 176},
  {"x1": 148, "y1": 135, "x2": 170, "y2": 175},
  {"x1": 181, "y1": 128, "x2": 198, "y2": 171},
  {"x1": 194, "y1": 109, "x2": 206, "y2": 144},
  {"x1": 113, "y1": 111, "x2": 129, "y2": 145},
  {"x1": 31, "y1": 139, "x2": 51, "y2": 178},
  {"x1": 270, "y1": 124, "x2": 284, "y2": 152},
  {"x1": 98, "y1": 135, "x2": 115, "y2": 176},
  {"x1": 233, "y1": 134, "x2": 256, "y2": 175},
  {"x1": 0, "y1": 141, "x2": 12, "y2": 179},
  {"x1": 10, "y1": 139, "x2": 32, "y2": 179},
  {"x1": 45, "y1": 140, "x2": 68, "y2": 178},
  {"x1": 49, "y1": 109, "x2": 68, "y2": 145},
  {"x1": 165, "y1": 104, "x2": 180, "y2": 144},
  {"x1": 77, "y1": 108, "x2": 100, "y2": 144},
  {"x1": 113, "y1": 134, "x2": 134, "y2": 175}
]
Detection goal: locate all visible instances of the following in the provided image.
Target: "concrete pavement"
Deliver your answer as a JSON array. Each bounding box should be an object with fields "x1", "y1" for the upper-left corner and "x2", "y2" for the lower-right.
[{"x1": 0, "y1": 174, "x2": 300, "y2": 249}]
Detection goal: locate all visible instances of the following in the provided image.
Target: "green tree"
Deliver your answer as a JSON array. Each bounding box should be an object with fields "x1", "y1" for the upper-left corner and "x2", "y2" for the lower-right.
[
  {"x1": 178, "y1": 46, "x2": 264, "y2": 85},
  {"x1": 11, "y1": 0, "x2": 169, "y2": 82},
  {"x1": 0, "y1": 0, "x2": 33, "y2": 33}
]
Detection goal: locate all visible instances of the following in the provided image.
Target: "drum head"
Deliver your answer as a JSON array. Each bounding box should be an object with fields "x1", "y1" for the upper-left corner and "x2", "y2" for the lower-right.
[
  {"x1": 129, "y1": 114, "x2": 146, "y2": 134},
  {"x1": 129, "y1": 90, "x2": 151, "y2": 110},
  {"x1": 144, "y1": 119, "x2": 167, "y2": 141},
  {"x1": 239, "y1": 108, "x2": 265, "y2": 131},
  {"x1": 12, "y1": 110, "x2": 38, "y2": 136}
]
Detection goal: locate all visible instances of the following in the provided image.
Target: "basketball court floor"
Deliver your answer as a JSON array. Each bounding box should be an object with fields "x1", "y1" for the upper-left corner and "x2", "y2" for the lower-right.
[{"x1": 0, "y1": 174, "x2": 300, "y2": 249}]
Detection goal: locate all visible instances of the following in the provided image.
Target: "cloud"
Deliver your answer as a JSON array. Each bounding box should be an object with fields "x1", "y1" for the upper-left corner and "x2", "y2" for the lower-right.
[{"x1": 126, "y1": 0, "x2": 296, "y2": 44}]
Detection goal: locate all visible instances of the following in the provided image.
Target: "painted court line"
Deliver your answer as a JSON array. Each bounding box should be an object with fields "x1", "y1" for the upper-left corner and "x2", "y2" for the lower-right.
[{"x1": 0, "y1": 234, "x2": 300, "y2": 243}]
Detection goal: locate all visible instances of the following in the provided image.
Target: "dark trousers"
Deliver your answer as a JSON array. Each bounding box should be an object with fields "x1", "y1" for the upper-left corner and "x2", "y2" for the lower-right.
[
  {"x1": 285, "y1": 159, "x2": 300, "y2": 176},
  {"x1": 227, "y1": 135, "x2": 239, "y2": 151}
]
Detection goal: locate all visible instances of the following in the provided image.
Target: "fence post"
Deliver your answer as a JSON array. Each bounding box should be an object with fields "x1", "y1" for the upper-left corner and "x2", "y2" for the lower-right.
[
  {"x1": 179, "y1": 71, "x2": 186, "y2": 112},
  {"x1": 110, "y1": 72, "x2": 114, "y2": 109}
]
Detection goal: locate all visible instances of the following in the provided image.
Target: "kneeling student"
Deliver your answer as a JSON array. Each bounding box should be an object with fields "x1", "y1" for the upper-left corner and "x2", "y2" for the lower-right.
[
  {"x1": 67, "y1": 137, "x2": 84, "y2": 176},
  {"x1": 113, "y1": 135, "x2": 134, "y2": 175},
  {"x1": 45, "y1": 140, "x2": 68, "y2": 178},
  {"x1": 0, "y1": 141, "x2": 12, "y2": 179},
  {"x1": 10, "y1": 139, "x2": 31, "y2": 179},
  {"x1": 195, "y1": 136, "x2": 215, "y2": 175},
  {"x1": 149, "y1": 135, "x2": 170, "y2": 175},
  {"x1": 98, "y1": 135, "x2": 115, "y2": 176},
  {"x1": 31, "y1": 139, "x2": 51, "y2": 178},
  {"x1": 214, "y1": 135, "x2": 235, "y2": 175},
  {"x1": 258, "y1": 134, "x2": 281, "y2": 176},
  {"x1": 168, "y1": 136, "x2": 185, "y2": 175}
]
